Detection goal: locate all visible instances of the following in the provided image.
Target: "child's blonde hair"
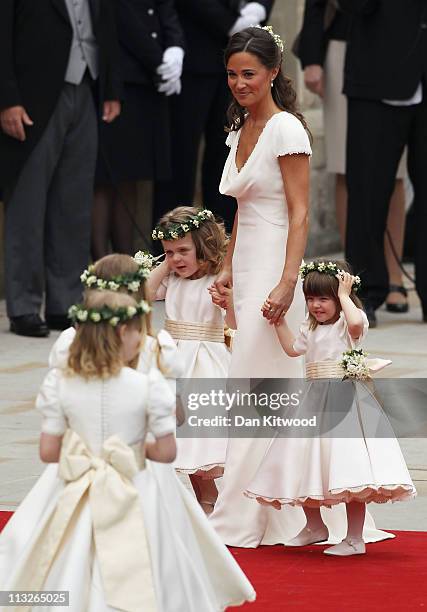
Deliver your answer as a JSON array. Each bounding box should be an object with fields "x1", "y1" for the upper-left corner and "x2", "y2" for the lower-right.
[
  {"x1": 89, "y1": 254, "x2": 166, "y2": 372},
  {"x1": 156, "y1": 206, "x2": 228, "y2": 275},
  {"x1": 303, "y1": 260, "x2": 363, "y2": 330},
  {"x1": 67, "y1": 291, "x2": 146, "y2": 379}
]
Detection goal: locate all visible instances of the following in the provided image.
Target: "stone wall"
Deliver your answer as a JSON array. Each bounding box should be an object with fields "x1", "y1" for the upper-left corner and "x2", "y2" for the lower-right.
[{"x1": 0, "y1": 0, "x2": 339, "y2": 297}]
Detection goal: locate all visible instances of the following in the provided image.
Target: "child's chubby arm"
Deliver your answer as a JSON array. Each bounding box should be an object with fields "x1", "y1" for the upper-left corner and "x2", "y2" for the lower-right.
[
  {"x1": 337, "y1": 272, "x2": 364, "y2": 339},
  {"x1": 208, "y1": 284, "x2": 237, "y2": 329},
  {"x1": 275, "y1": 317, "x2": 304, "y2": 358},
  {"x1": 40, "y1": 432, "x2": 63, "y2": 463},
  {"x1": 145, "y1": 433, "x2": 177, "y2": 463},
  {"x1": 145, "y1": 260, "x2": 170, "y2": 301}
]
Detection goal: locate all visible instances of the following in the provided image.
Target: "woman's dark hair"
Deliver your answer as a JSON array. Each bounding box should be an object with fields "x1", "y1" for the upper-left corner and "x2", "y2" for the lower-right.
[{"x1": 224, "y1": 27, "x2": 311, "y2": 138}]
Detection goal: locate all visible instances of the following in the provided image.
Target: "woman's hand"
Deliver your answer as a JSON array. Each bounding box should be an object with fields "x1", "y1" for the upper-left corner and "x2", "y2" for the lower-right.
[
  {"x1": 214, "y1": 267, "x2": 233, "y2": 293},
  {"x1": 261, "y1": 281, "x2": 296, "y2": 325}
]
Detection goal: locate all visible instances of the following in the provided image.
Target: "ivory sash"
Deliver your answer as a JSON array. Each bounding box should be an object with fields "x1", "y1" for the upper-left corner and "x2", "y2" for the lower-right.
[
  {"x1": 165, "y1": 318, "x2": 225, "y2": 342},
  {"x1": 306, "y1": 358, "x2": 392, "y2": 380},
  {"x1": 19, "y1": 430, "x2": 157, "y2": 612}
]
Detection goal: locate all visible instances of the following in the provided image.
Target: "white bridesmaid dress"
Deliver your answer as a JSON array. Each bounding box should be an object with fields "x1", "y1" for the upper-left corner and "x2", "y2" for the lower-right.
[
  {"x1": 157, "y1": 273, "x2": 229, "y2": 477},
  {"x1": 209, "y1": 111, "x2": 393, "y2": 547},
  {"x1": 0, "y1": 367, "x2": 255, "y2": 611}
]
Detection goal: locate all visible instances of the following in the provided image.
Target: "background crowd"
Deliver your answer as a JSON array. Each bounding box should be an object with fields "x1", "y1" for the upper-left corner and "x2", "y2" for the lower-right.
[{"x1": 0, "y1": 0, "x2": 426, "y2": 337}]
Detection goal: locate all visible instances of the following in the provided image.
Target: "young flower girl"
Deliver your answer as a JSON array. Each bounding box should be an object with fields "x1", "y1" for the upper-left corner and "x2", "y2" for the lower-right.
[
  {"x1": 147, "y1": 207, "x2": 235, "y2": 513},
  {"x1": 49, "y1": 252, "x2": 184, "y2": 389},
  {"x1": 0, "y1": 291, "x2": 255, "y2": 610},
  {"x1": 246, "y1": 260, "x2": 416, "y2": 556}
]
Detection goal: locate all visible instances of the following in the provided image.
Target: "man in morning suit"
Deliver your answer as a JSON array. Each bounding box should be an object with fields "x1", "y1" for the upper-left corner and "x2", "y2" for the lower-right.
[{"x1": 0, "y1": 0, "x2": 121, "y2": 337}]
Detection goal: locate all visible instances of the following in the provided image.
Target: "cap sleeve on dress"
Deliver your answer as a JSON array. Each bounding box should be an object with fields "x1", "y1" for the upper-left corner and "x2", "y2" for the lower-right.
[
  {"x1": 292, "y1": 317, "x2": 310, "y2": 355},
  {"x1": 48, "y1": 327, "x2": 76, "y2": 369},
  {"x1": 36, "y1": 369, "x2": 67, "y2": 436},
  {"x1": 157, "y1": 329, "x2": 185, "y2": 379},
  {"x1": 147, "y1": 368, "x2": 176, "y2": 438},
  {"x1": 273, "y1": 113, "x2": 312, "y2": 158}
]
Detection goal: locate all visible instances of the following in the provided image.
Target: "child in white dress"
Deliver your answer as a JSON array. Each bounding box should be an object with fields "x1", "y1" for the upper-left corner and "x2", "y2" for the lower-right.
[
  {"x1": 246, "y1": 260, "x2": 416, "y2": 556},
  {"x1": 147, "y1": 207, "x2": 235, "y2": 514},
  {"x1": 0, "y1": 291, "x2": 255, "y2": 611}
]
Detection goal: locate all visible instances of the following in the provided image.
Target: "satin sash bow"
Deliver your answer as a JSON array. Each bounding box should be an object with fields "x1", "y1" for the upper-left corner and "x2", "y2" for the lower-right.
[{"x1": 24, "y1": 430, "x2": 157, "y2": 612}]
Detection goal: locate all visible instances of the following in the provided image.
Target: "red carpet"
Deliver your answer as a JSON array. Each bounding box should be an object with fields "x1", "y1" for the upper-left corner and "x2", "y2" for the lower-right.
[
  {"x1": 230, "y1": 533, "x2": 427, "y2": 611},
  {"x1": 1, "y1": 512, "x2": 425, "y2": 610}
]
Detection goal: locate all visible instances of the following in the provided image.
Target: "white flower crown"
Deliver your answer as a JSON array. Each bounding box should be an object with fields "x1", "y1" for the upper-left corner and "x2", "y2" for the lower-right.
[
  {"x1": 68, "y1": 300, "x2": 151, "y2": 327},
  {"x1": 299, "y1": 261, "x2": 362, "y2": 292},
  {"x1": 254, "y1": 25, "x2": 284, "y2": 53},
  {"x1": 152, "y1": 208, "x2": 214, "y2": 241},
  {"x1": 80, "y1": 252, "x2": 156, "y2": 293}
]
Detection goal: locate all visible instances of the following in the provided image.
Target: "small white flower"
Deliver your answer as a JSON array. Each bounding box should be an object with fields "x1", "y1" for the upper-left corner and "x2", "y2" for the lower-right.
[
  {"x1": 109, "y1": 317, "x2": 120, "y2": 327},
  {"x1": 307, "y1": 262, "x2": 315, "y2": 269},
  {"x1": 108, "y1": 281, "x2": 120, "y2": 291},
  {"x1": 151, "y1": 230, "x2": 157, "y2": 239},
  {"x1": 158, "y1": 231, "x2": 164, "y2": 240},
  {"x1": 205, "y1": 210, "x2": 213, "y2": 218},
  {"x1": 127, "y1": 306, "x2": 137, "y2": 317},
  {"x1": 134, "y1": 251, "x2": 153, "y2": 269},
  {"x1": 90, "y1": 312, "x2": 101, "y2": 322},
  {"x1": 127, "y1": 281, "x2": 140, "y2": 292},
  {"x1": 97, "y1": 279, "x2": 107, "y2": 289},
  {"x1": 86, "y1": 275, "x2": 97, "y2": 287},
  {"x1": 192, "y1": 219, "x2": 200, "y2": 227},
  {"x1": 170, "y1": 231, "x2": 178, "y2": 239},
  {"x1": 182, "y1": 224, "x2": 189, "y2": 232},
  {"x1": 80, "y1": 271, "x2": 88, "y2": 282},
  {"x1": 318, "y1": 262, "x2": 326, "y2": 271},
  {"x1": 77, "y1": 310, "x2": 88, "y2": 322},
  {"x1": 140, "y1": 300, "x2": 151, "y2": 314}
]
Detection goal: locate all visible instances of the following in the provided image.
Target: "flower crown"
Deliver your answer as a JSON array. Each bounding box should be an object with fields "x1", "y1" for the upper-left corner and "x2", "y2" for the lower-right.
[
  {"x1": 254, "y1": 25, "x2": 284, "y2": 54},
  {"x1": 152, "y1": 208, "x2": 214, "y2": 241},
  {"x1": 68, "y1": 300, "x2": 151, "y2": 326},
  {"x1": 80, "y1": 252, "x2": 156, "y2": 293},
  {"x1": 299, "y1": 261, "x2": 362, "y2": 292}
]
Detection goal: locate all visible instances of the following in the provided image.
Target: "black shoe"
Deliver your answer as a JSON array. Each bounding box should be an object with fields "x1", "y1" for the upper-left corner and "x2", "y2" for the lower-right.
[
  {"x1": 365, "y1": 306, "x2": 377, "y2": 328},
  {"x1": 10, "y1": 314, "x2": 50, "y2": 337},
  {"x1": 46, "y1": 314, "x2": 70, "y2": 331},
  {"x1": 385, "y1": 285, "x2": 409, "y2": 313}
]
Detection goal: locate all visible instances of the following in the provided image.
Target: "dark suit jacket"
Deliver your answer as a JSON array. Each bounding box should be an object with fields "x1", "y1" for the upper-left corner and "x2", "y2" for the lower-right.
[
  {"x1": 116, "y1": 0, "x2": 185, "y2": 85},
  {"x1": 175, "y1": 0, "x2": 274, "y2": 74},
  {"x1": 339, "y1": 0, "x2": 427, "y2": 100},
  {"x1": 296, "y1": 0, "x2": 348, "y2": 68},
  {"x1": 0, "y1": 0, "x2": 122, "y2": 188}
]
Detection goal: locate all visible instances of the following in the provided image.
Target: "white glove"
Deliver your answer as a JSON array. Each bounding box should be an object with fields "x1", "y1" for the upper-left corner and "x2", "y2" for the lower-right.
[
  {"x1": 228, "y1": 13, "x2": 259, "y2": 36},
  {"x1": 157, "y1": 77, "x2": 182, "y2": 96},
  {"x1": 157, "y1": 46, "x2": 184, "y2": 82},
  {"x1": 240, "y1": 2, "x2": 267, "y2": 23}
]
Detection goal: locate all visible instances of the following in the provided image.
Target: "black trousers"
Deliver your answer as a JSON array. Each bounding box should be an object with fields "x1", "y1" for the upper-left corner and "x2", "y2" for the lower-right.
[
  {"x1": 153, "y1": 72, "x2": 236, "y2": 232},
  {"x1": 346, "y1": 94, "x2": 427, "y2": 312},
  {"x1": 4, "y1": 78, "x2": 97, "y2": 317}
]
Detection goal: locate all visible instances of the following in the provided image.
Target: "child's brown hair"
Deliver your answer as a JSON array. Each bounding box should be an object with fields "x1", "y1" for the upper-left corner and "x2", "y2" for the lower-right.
[
  {"x1": 303, "y1": 260, "x2": 363, "y2": 329},
  {"x1": 156, "y1": 206, "x2": 228, "y2": 275}
]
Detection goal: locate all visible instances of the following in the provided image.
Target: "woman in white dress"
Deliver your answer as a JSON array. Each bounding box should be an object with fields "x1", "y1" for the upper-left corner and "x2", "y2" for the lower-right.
[
  {"x1": 0, "y1": 291, "x2": 255, "y2": 612},
  {"x1": 210, "y1": 25, "x2": 392, "y2": 548}
]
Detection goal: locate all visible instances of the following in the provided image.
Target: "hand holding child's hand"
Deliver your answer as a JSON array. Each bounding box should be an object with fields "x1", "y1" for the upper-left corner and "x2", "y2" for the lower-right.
[
  {"x1": 208, "y1": 285, "x2": 231, "y2": 309},
  {"x1": 336, "y1": 271, "x2": 356, "y2": 299}
]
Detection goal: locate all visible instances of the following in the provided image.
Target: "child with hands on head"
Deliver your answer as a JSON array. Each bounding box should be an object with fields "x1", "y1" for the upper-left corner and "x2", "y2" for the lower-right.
[
  {"x1": 0, "y1": 290, "x2": 256, "y2": 610},
  {"x1": 246, "y1": 260, "x2": 416, "y2": 557},
  {"x1": 147, "y1": 206, "x2": 234, "y2": 513}
]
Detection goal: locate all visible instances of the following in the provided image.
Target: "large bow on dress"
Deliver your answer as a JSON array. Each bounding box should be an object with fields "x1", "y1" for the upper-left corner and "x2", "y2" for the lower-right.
[{"x1": 20, "y1": 429, "x2": 157, "y2": 612}]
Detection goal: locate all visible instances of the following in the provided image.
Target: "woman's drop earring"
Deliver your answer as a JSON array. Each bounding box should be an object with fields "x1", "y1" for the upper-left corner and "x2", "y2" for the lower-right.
[{"x1": 271, "y1": 81, "x2": 274, "y2": 88}]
